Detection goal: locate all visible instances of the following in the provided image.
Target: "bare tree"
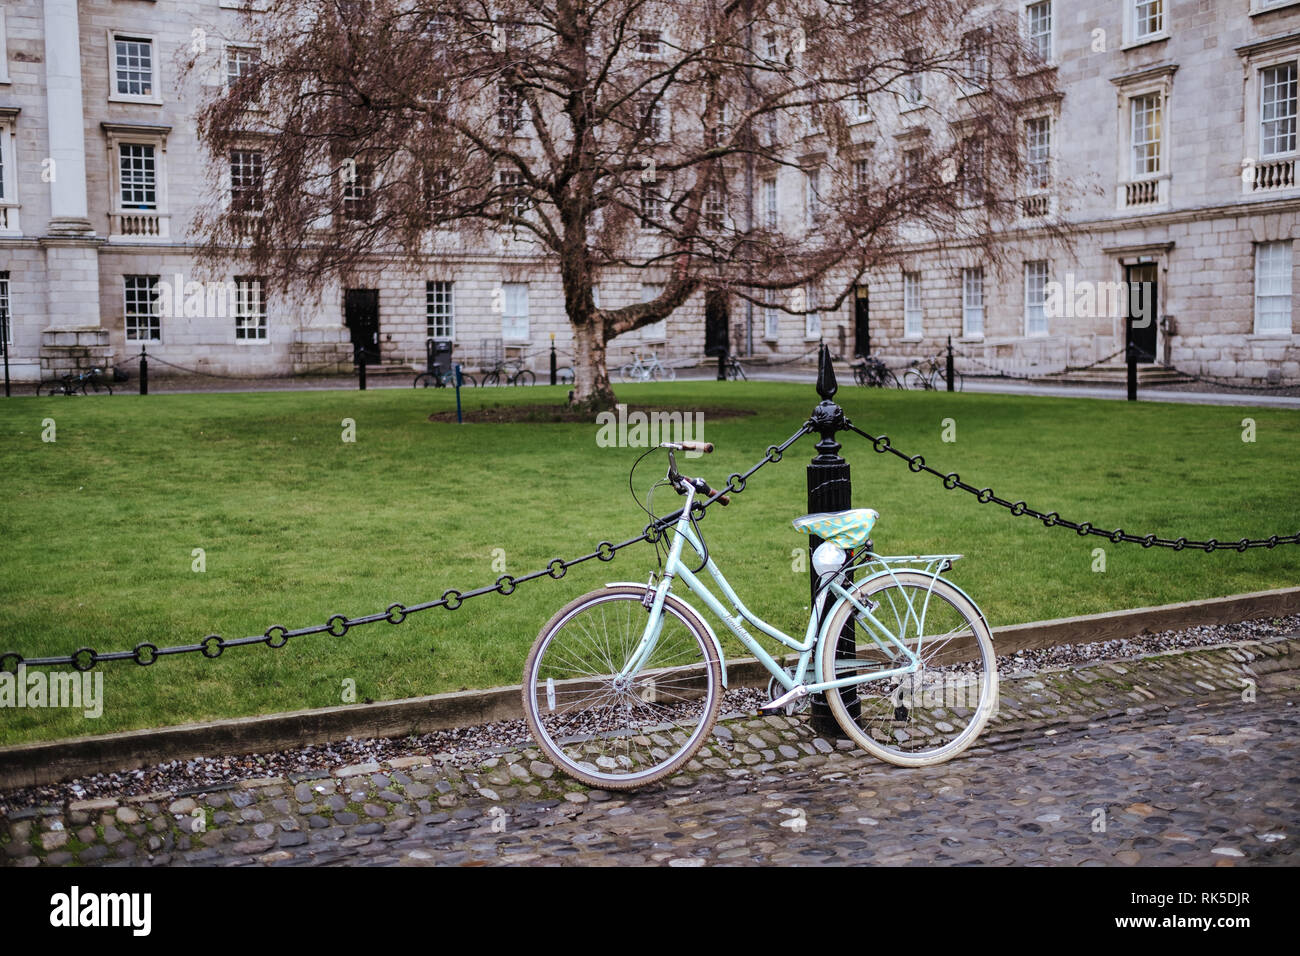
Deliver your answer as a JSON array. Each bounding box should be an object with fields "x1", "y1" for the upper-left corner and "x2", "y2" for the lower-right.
[{"x1": 189, "y1": 0, "x2": 1062, "y2": 408}]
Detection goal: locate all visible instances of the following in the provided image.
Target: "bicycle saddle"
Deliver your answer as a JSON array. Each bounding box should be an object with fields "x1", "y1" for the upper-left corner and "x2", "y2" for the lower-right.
[{"x1": 791, "y1": 509, "x2": 879, "y2": 549}]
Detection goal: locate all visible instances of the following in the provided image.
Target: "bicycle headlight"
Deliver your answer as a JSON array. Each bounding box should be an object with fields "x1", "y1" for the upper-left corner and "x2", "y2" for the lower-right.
[{"x1": 812, "y1": 541, "x2": 847, "y2": 577}]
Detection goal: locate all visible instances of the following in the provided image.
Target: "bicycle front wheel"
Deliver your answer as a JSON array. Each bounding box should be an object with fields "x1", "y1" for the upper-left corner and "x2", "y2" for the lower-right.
[
  {"x1": 482, "y1": 371, "x2": 500, "y2": 387},
  {"x1": 619, "y1": 364, "x2": 636, "y2": 383},
  {"x1": 513, "y1": 369, "x2": 535, "y2": 386},
  {"x1": 522, "y1": 587, "x2": 723, "y2": 789},
  {"x1": 901, "y1": 368, "x2": 929, "y2": 390},
  {"x1": 414, "y1": 373, "x2": 436, "y2": 388},
  {"x1": 819, "y1": 570, "x2": 998, "y2": 767}
]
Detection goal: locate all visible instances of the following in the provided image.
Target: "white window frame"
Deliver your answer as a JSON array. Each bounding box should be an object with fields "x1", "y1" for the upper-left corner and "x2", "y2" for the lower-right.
[
  {"x1": 903, "y1": 48, "x2": 925, "y2": 108},
  {"x1": 704, "y1": 184, "x2": 726, "y2": 230},
  {"x1": 762, "y1": 176, "x2": 778, "y2": 230},
  {"x1": 805, "y1": 169, "x2": 822, "y2": 228},
  {"x1": 103, "y1": 124, "x2": 171, "y2": 240},
  {"x1": 638, "y1": 94, "x2": 667, "y2": 143},
  {"x1": 903, "y1": 271, "x2": 923, "y2": 339},
  {"x1": 1254, "y1": 240, "x2": 1293, "y2": 334},
  {"x1": 1126, "y1": 0, "x2": 1167, "y2": 47},
  {"x1": 0, "y1": 271, "x2": 10, "y2": 347},
  {"x1": 962, "y1": 267, "x2": 985, "y2": 338},
  {"x1": 0, "y1": 111, "x2": 18, "y2": 233},
  {"x1": 639, "y1": 178, "x2": 663, "y2": 226},
  {"x1": 961, "y1": 29, "x2": 992, "y2": 90},
  {"x1": 1130, "y1": 92, "x2": 1162, "y2": 179},
  {"x1": 853, "y1": 67, "x2": 872, "y2": 121},
  {"x1": 108, "y1": 32, "x2": 162, "y2": 105},
  {"x1": 501, "y1": 282, "x2": 529, "y2": 341},
  {"x1": 636, "y1": 29, "x2": 663, "y2": 59},
  {"x1": 224, "y1": 44, "x2": 261, "y2": 93},
  {"x1": 229, "y1": 148, "x2": 265, "y2": 214},
  {"x1": 763, "y1": 290, "x2": 780, "y2": 341},
  {"x1": 1025, "y1": 115, "x2": 1052, "y2": 190},
  {"x1": 803, "y1": 283, "x2": 821, "y2": 340},
  {"x1": 123, "y1": 275, "x2": 162, "y2": 342},
  {"x1": 0, "y1": 9, "x2": 11, "y2": 85},
  {"x1": 1022, "y1": 0, "x2": 1054, "y2": 65},
  {"x1": 1112, "y1": 67, "x2": 1175, "y2": 208},
  {"x1": 498, "y1": 168, "x2": 528, "y2": 220},
  {"x1": 640, "y1": 283, "x2": 666, "y2": 341},
  {"x1": 1025, "y1": 260, "x2": 1049, "y2": 336},
  {"x1": 427, "y1": 281, "x2": 455, "y2": 341},
  {"x1": 1260, "y1": 61, "x2": 1298, "y2": 159},
  {"x1": 233, "y1": 276, "x2": 268, "y2": 342}
]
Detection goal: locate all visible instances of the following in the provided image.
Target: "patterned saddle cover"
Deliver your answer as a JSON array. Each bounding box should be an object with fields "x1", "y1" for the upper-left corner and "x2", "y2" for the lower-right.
[{"x1": 791, "y1": 508, "x2": 879, "y2": 550}]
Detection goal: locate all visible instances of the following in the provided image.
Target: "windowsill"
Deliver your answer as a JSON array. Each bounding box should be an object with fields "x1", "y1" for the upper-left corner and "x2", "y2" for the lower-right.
[
  {"x1": 902, "y1": 334, "x2": 924, "y2": 342},
  {"x1": 1251, "y1": 0, "x2": 1300, "y2": 17},
  {"x1": 958, "y1": 334, "x2": 983, "y2": 343},
  {"x1": 1017, "y1": 60, "x2": 1058, "y2": 78},
  {"x1": 900, "y1": 100, "x2": 926, "y2": 114},
  {"x1": 108, "y1": 94, "x2": 164, "y2": 107},
  {"x1": 1024, "y1": 329, "x2": 1050, "y2": 338},
  {"x1": 1121, "y1": 32, "x2": 1170, "y2": 52},
  {"x1": 235, "y1": 337, "x2": 271, "y2": 345},
  {"x1": 1247, "y1": 330, "x2": 1295, "y2": 338}
]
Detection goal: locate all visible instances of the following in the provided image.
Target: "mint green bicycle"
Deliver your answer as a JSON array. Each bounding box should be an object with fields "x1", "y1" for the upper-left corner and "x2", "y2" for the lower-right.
[{"x1": 522, "y1": 441, "x2": 998, "y2": 789}]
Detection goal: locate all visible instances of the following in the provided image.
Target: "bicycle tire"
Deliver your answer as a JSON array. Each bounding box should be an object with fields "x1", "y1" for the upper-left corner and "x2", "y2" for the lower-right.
[
  {"x1": 819, "y1": 570, "x2": 998, "y2": 767},
  {"x1": 663, "y1": 364, "x2": 676, "y2": 382},
  {"x1": 522, "y1": 586, "x2": 723, "y2": 790},
  {"x1": 414, "y1": 373, "x2": 437, "y2": 388},
  {"x1": 886, "y1": 369, "x2": 904, "y2": 390},
  {"x1": 901, "y1": 368, "x2": 929, "y2": 390},
  {"x1": 558, "y1": 367, "x2": 575, "y2": 385},
  {"x1": 37, "y1": 380, "x2": 66, "y2": 396},
  {"x1": 513, "y1": 369, "x2": 535, "y2": 386},
  {"x1": 619, "y1": 363, "x2": 636, "y2": 383},
  {"x1": 853, "y1": 366, "x2": 868, "y2": 387},
  {"x1": 482, "y1": 371, "x2": 501, "y2": 387},
  {"x1": 459, "y1": 372, "x2": 478, "y2": 388}
]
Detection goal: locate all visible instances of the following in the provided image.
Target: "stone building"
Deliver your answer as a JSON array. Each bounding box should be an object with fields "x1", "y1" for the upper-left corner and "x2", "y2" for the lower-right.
[{"x1": 1, "y1": 0, "x2": 1298, "y2": 384}]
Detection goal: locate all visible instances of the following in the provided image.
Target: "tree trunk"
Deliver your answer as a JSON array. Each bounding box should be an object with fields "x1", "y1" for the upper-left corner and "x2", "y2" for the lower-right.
[{"x1": 570, "y1": 314, "x2": 617, "y2": 411}]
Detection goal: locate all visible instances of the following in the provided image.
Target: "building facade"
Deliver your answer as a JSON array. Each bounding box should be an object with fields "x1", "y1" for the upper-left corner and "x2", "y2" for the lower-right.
[{"x1": 1, "y1": 0, "x2": 1298, "y2": 383}]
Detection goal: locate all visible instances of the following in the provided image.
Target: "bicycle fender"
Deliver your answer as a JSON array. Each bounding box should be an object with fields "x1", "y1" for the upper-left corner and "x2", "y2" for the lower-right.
[{"x1": 603, "y1": 582, "x2": 728, "y2": 688}]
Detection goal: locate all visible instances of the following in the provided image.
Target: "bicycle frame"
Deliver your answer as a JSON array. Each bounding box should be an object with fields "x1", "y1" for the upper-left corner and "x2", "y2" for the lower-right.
[{"x1": 613, "y1": 483, "x2": 953, "y2": 698}]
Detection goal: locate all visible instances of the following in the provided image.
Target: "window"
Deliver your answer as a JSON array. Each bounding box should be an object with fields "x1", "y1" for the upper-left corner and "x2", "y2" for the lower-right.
[
  {"x1": 764, "y1": 290, "x2": 780, "y2": 340},
  {"x1": 805, "y1": 169, "x2": 822, "y2": 227},
  {"x1": 0, "y1": 272, "x2": 9, "y2": 347},
  {"x1": 1025, "y1": 1, "x2": 1052, "y2": 62},
  {"x1": 499, "y1": 169, "x2": 528, "y2": 219},
  {"x1": 1025, "y1": 116, "x2": 1052, "y2": 189},
  {"x1": 853, "y1": 158, "x2": 871, "y2": 201},
  {"x1": 119, "y1": 144, "x2": 157, "y2": 209},
  {"x1": 962, "y1": 29, "x2": 991, "y2": 87},
  {"x1": 762, "y1": 177, "x2": 778, "y2": 230},
  {"x1": 111, "y1": 35, "x2": 157, "y2": 100},
  {"x1": 637, "y1": 30, "x2": 662, "y2": 58},
  {"x1": 904, "y1": 48, "x2": 924, "y2": 105},
  {"x1": 704, "y1": 184, "x2": 726, "y2": 230},
  {"x1": 763, "y1": 32, "x2": 780, "y2": 61},
  {"x1": 1025, "y1": 260, "x2": 1049, "y2": 335},
  {"x1": 424, "y1": 165, "x2": 453, "y2": 218},
  {"x1": 962, "y1": 267, "x2": 984, "y2": 337},
  {"x1": 0, "y1": 113, "x2": 15, "y2": 230},
  {"x1": 1261, "y1": 63, "x2": 1298, "y2": 157},
  {"x1": 1130, "y1": 0, "x2": 1164, "y2": 42},
  {"x1": 234, "y1": 277, "x2": 266, "y2": 341},
  {"x1": 903, "y1": 147, "x2": 924, "y2": 185},
  {"x1": 124, "y1": 275, "x2": 161, "y2": 341},
  {"x1": 804, "y1": 283, "x2": 821, "y2": 339},
  {"x1": 1130, "y1": 93, "x2": 1162, "y2": 177},
  {"x1": 427, "y1": 281, "x2": 454, "y2": 340},
  {"x1": 960, "y1": 137, "x2": 986, "y2": 205},
  {"x1": 853, "y1": 67, "x2": 871, "y2": 119},
  {"x1": 225, "y1": 46, "x2": 258, "y2": 88},
  {"x1": 341, "y1": 160, "x2": 374, "y2": 219},
  {"x1": 640, "y1": 283, "x2": 666, "y2": 340},
  {"x1": 0, "y1": 10, "x2": 10, "y2": 85},
  {"x1": 903, "y1": 271, "x2": 922, "y2": 337},
  {"x1": 498, "y1": 83, "x2": 523, "y2": 134},
  {"x1": 229, "y1": 150, "x2": 264, "y2": 213},
  {"x1": 502, "y1": 282, "x2": 529, "y2": 339},
  {"x1": 1255, "y1": 241, "x2": 1293, "y2": 332},
  {"x1": 638, "y1": 94, "x2": 666, "y2": 141},
  {"x1": 640, "y1": 178, "x2": 663, "y2": 224}
]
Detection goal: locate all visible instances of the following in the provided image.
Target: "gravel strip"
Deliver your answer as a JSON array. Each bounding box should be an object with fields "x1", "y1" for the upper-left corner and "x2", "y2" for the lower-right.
[{"x1": 1, "y1": 614, "x2": 1296, "y2": 815}]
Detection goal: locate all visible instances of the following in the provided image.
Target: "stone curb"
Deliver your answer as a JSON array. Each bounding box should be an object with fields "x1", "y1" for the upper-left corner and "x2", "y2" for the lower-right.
[
  {"x1": 1, "y1": 586, "x2": 1297, "y2": 790},
  {"x1": 2, "y1": 635, "x2": 1295, "y2": 867}
]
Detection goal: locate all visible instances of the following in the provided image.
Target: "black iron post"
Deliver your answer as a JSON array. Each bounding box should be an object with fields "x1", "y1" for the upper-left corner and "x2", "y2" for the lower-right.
[
  {"x1": 550, "y1": 334, "x2": 557, "y2": 386},
  {"x1": 139, "y1": 346, "x2": 148, "y2": 395},
  {"x1": 357, "y1": 344, "x2": 367, "y2": 391},
  {"x1": 807, "y1": 344, "x2": 859, "y2": 735},
  {"x1": 1126, "y1": 341, "x2": 1137, "y2": 402},
  {"x1": 946, "y1": 336, "x2": 954, "y2": 392},
  {"x1": 717, "y1": 349, "x2": 726, "y2": 381}
]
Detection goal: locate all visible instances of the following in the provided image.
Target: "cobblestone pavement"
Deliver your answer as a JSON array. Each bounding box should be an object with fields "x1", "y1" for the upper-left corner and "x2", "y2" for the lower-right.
[{"x1": 3, "y1": 637, "x2": 1295, "y2": 867}]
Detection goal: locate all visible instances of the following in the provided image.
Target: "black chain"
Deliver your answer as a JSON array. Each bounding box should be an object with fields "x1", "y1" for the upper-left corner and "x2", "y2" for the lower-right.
[
  {"x1": 843, "y1": 422, "x2": 1300, "y2": 553},
  {"x1": 0, "y1": 425, "x2": 811, "y2": 674},
  {"x1": 950, "y1": 346, "x2": 1127, "y2": 381}
]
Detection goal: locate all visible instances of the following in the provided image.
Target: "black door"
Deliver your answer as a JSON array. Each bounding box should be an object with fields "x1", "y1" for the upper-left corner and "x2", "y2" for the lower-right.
[
  {"x1": 704, "y1": 291, "x2": 729, "y2": 357},
  {"x1": 854, "y1": 286, "x2": 870, "y2": 357},
  {"x1": 344, "y1": 289, "x2": 380, "y2": 365},
  {"x1": 1124, "y1": 264, "x2": 1157, "y2": 364}
]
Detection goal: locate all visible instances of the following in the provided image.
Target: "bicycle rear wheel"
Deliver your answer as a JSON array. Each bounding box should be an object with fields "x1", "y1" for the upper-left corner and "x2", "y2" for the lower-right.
[
  {"x1": 819, "y1": 570, "x2": 998, "y2": 767},
  {"x1": 901, "y1": 368, "x2": 929, "y2": 390},
  {"x1": 513, "y1": 369, "x2": 535, "y2": 386},
  {"x1": 522, "y1": 586, "x2": 723, "y2": 789},
  {"x1": 414, "y1": 373, "x2": 437, "y2": 388},
  {"x1": 619, "y1": 364, "x2": 636, "y2": 383},
  {"x1": 853, "y1": 366, "x2": 868, "y2": 387},
  {"x1": 482, "y1": 370, "x2": 501, "y2": 387}
]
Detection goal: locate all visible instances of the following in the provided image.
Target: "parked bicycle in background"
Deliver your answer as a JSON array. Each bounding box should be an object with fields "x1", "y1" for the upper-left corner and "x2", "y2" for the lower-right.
[{"x1": 852, "y1": 355, "x2": 902, "y2": 389}]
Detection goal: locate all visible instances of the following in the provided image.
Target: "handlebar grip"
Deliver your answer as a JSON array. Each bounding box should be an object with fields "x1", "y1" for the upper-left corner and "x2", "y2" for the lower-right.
[
  {"x1": 679, "y1": 441, "x2": 714, "y2": 454},
  {"x1": 697, "y1": 479, "x2": 729, "y2": 506}
]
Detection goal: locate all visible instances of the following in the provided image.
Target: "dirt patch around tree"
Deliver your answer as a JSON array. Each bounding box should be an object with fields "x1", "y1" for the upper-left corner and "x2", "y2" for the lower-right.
[{"x1": 427, "y1": 403, "x2": 758, "y2": 424}]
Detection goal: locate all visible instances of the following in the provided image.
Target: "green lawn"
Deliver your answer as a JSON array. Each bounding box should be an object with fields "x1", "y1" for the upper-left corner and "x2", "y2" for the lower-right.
[{"x1": 2, "y1": 381, "x2": 1297, "y2": 745}]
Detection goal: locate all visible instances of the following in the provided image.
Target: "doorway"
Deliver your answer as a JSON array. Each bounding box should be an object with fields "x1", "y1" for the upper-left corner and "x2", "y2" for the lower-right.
[
  {"x1": 1123, "y1": 264, "x2": 1157, "y2": 364},
  {"x1": 704, "y1": 290, "x2": 730, "y2": 357},
  {"x1": 854, "y1": 285, "x2": 870, "y2": 357},
  {"x1": 344, "y1": 289, "x2": 380, "y2": 365}
]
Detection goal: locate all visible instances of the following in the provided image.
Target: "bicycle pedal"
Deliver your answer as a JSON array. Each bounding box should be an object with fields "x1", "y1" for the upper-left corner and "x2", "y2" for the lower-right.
[{"x1": 761, "y1": 685, "x2": 808, "y2": 713}]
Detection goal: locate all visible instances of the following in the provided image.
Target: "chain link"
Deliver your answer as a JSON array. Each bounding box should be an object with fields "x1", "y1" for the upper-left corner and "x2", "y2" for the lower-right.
[
  {"x1": 844, "y1": 422, "x2": 1300, "y2": 552},
  {"x1": 2, "y1": 425, "x2": 811, "y2": 673}
]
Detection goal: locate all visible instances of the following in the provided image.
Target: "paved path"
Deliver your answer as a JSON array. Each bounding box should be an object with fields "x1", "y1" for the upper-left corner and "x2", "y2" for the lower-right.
[{"x1": 3, "y1": 637, "x2": 1295, "y2": 867}]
